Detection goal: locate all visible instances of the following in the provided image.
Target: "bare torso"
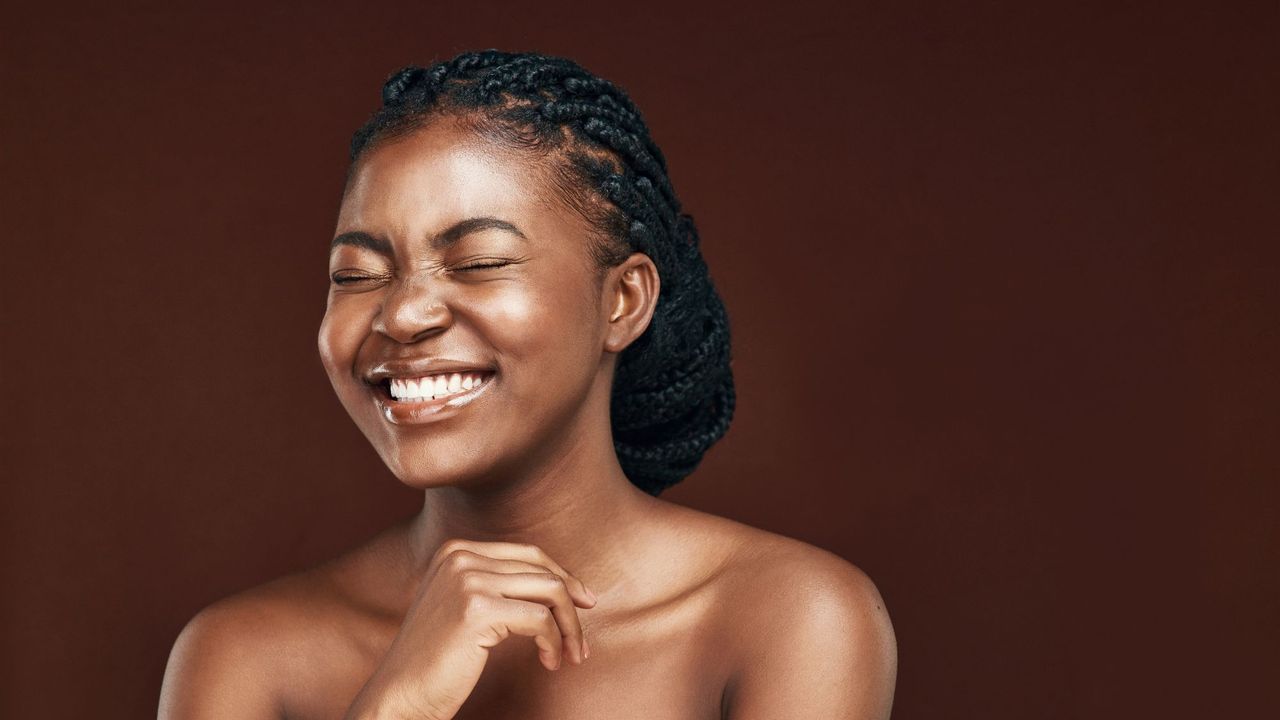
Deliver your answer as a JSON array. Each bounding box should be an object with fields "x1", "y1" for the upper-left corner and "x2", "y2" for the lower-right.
[{"x1": 253, "y1": 500, "x2": 796, "y2": 720}]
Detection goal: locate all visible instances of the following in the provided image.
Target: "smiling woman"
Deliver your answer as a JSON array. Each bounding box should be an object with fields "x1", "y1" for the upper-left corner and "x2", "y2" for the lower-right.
[{"x1": 157, "y1": 49, "x2": 895, "y2": 720}]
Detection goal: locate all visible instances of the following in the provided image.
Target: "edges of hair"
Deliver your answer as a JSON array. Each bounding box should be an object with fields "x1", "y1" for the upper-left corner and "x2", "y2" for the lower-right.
[{"x1": 347, "y1": 49, "x2": 737, "y2": 495}]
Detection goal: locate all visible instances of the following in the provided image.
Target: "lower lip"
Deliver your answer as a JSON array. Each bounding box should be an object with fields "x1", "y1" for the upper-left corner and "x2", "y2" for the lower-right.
[{"x1": 372, "y1": 373, "x2": 496, "y2": 426}]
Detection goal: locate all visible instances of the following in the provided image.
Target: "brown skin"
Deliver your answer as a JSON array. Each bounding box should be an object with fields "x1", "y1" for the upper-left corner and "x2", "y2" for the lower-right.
[{"x1": 158, "y1": 117, "x2": 897, "y2": 720}]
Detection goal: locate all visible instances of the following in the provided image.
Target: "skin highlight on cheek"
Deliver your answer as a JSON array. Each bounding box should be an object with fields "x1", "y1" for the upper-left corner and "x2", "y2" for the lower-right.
[{"x1": 313, "y1": 119, "x2": 623, "y2": 496}]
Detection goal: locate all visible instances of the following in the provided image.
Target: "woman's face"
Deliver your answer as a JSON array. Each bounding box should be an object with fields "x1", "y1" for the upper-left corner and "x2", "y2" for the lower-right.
[{"x1": 319, "y1": 117, "x2": 619, "y2": 489}]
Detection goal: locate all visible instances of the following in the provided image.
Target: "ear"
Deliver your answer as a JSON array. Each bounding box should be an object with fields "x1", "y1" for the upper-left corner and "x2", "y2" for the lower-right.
[{"x1": 603, "y1": 252, "x2": 660, "y2": 354}]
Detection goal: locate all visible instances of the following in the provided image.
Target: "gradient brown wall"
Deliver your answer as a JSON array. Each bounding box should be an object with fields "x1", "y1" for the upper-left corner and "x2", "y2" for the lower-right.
[{"x1": 2, "y1": 1, "x2": 1276, "y2": 717}]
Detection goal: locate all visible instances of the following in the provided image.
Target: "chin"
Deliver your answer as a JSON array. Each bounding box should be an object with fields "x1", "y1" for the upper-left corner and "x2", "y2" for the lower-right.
[{"x1": 379, "y1": 443, "x2": 503, "y2": 492}]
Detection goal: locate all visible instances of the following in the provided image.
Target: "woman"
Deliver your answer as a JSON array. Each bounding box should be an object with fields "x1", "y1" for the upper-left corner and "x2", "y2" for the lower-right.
[{"x1": 159, "y1": 49, "x2": 896, "y2": 720}]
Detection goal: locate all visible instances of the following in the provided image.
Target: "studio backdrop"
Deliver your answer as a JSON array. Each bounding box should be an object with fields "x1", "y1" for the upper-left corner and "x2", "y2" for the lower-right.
[{"x1": 2, "y1": 1, "x2": 1276, "y2": 718}]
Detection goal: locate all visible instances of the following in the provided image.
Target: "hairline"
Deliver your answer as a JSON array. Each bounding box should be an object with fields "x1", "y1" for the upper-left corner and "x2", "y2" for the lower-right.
[{"x1": 344, "y1": 110, "x2": 630, "y2": 286}]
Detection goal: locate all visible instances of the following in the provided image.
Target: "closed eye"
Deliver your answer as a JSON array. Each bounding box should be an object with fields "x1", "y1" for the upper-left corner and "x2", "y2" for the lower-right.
[
  {"x1": 331, "y1": 273, "x2": 381, "y2": 285},
  {"x1": 456, "y1": 261, "x2": 512, "y2": 271}
]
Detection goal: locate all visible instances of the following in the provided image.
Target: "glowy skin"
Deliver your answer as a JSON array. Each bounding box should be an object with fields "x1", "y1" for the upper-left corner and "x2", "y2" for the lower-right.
[
  {"x1": 158, "y1": 116, "x2": 897, "y2": 720},
  {"x1": 319, "y1": 117, "x2": 622, "y2": 493}
]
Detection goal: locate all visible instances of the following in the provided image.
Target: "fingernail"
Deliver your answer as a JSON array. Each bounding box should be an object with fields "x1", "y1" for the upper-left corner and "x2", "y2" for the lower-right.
[
  {"x1": 586, "y1": 586, "x2": 598, "y2": 604},
  {"x1": 583, "y1": 636, "x2": 591, "y2": 659}
]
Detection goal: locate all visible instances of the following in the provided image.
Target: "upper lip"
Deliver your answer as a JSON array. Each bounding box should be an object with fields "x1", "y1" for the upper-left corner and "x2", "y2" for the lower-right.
[{"x1": 364, "y1": 358, "x2": 496, "y2": 385}]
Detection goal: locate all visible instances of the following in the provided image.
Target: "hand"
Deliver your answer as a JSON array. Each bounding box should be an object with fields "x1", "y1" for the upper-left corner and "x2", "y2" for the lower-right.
[{"x1": 343, "y1": 539, "x2": 598, "y2": 720}]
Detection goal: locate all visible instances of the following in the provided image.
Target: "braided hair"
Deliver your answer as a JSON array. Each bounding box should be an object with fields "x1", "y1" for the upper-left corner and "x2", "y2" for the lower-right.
[{"x1": 347, "y1": 49, "x2": 735, "y2": 496}]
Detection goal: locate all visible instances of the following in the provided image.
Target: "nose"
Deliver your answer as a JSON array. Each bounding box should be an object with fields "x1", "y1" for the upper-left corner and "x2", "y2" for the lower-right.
[{"x1": 372, "y1": 274, "x2": 453, "y2": 344}]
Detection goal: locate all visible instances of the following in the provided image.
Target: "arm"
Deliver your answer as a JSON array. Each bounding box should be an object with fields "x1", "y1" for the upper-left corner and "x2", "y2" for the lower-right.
[
  {"x1": 157, "y1": 599, "x2": 285, "y2": 720},
  {"x1": 724, "y1": 552, "x2": 897, "y2": 720}
]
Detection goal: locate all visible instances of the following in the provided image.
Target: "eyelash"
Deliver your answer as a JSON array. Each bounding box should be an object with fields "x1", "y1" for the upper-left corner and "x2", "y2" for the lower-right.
[
  {"x1": 456, "y1": 260, "x2": 511, "y2": 271},
  {"x1": 330, "y1": 261, "x2": 511, "y2": 285}
]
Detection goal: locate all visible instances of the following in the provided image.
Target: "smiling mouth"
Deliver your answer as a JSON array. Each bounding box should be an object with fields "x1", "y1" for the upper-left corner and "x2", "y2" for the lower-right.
[
  {"x1": 372, "y1": 370, "x2": 497, "y2": 404},
  {"x1": 368, "y1": 369, "x2": 497, "y2": 426}
]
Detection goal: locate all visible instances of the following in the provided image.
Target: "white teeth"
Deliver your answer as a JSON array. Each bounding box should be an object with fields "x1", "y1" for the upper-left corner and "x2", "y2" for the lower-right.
[{"x1": 388, "y1": 372, "x2": 489, "y2": 400}]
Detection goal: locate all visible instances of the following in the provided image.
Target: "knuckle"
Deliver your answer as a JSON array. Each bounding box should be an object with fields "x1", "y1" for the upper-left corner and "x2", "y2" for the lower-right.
[
  {"x1": 457, "y1": 569, "x2": 485, "y2": 592},
  {"x1": 435, "y1": 538, "x2": 468, "y2": 561},
  {"x1": 443, "y1": 548, "x2": 473, "y2": 573},
  {"x1": 462, "y1": 592, "x2": 490, "y2": 620},
  {"x1": 532, "y1": 604, "x2": 553, "y2": 623},
  {"x1": 486, "y1": 622, "x2": 510, "y2": 642},
  {"x1": 518, "y1": 542, "x2": 547, "y2": 559}
]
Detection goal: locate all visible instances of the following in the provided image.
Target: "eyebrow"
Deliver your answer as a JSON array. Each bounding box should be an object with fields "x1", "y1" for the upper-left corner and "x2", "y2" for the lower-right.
[{"x1": 330, "y1": 216, "x2": 529, "y2": 255}]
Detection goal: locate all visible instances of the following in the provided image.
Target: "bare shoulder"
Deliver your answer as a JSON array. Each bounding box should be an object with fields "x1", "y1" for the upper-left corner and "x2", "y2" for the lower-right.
[
  {"x1": 158, "y1": 570, "x2": 316, "y2": 719},
  {"x1": 157, "y1": 538, "x2": 380, "y2": 720},
  {"x1": 673, "y1": 507, "x2": 898, "y2": 719},
  {"x1": 665, "y1": 502, "x2": 892, "y2": 610},
  {"x1": 727, "y1": 523, "x2": 893, "y2": 625}
]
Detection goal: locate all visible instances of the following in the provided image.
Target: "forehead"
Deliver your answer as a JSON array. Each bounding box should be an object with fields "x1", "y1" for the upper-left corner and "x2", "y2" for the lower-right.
[{"x1": 336, "y1": 118, "x2": 556, "y2": 233}]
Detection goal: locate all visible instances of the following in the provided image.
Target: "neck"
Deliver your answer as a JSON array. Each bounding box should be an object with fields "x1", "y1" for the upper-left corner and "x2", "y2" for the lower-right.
[{"x1": 402, "y1": 377, "x2": 660, "y2": 594}]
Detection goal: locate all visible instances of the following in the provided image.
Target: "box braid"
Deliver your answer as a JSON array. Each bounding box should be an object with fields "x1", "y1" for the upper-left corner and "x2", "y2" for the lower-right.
[{"x1": 347, "y1": 49, "x2": 735, "y2": 496}]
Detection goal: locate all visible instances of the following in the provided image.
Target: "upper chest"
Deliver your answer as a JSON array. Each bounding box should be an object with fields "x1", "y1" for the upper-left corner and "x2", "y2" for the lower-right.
[{"x1": 282, "y1": 581, "x2": 739, "y2": 720}]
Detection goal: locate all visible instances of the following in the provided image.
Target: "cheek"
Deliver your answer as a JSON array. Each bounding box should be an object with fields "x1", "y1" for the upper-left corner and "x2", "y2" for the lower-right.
[
  {"x1": 317, "y1": 301, "x2": 368, "y2": 385},
  {"x1": 476, "y1": 280, "x2": 599, "y2": 376}
]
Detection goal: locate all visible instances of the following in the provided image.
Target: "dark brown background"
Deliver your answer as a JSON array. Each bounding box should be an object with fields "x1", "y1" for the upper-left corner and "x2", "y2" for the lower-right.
[{"x1": 2, "y1": 1, "x2": 1276, "y2": 717}]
